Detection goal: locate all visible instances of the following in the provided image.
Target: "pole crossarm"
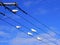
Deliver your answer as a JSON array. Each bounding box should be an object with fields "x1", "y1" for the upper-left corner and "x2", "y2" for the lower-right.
[{"x1": 0, "y1": 2, "x2": 17, "y2": 6}]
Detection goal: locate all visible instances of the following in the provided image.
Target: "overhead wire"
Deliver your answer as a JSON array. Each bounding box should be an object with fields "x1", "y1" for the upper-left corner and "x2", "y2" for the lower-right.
[
  {"x1": 1, "y1": 0, "x2": 60, "y2": 37},
  {"x1": 0, "y1": 12, "x2": 58, "y2": 45},
  {"x1": 0, "y1": 2, "x2": 58, "y2": 38},
  {"x1": 0, "y1": 12, "x2": 50, "y2": 45},
  {"x1": 15, "y1": 3, "x2": 60, "y2": 36},
  {"x1": 15, "y1": 5, "x2": 59, "y2": 45},
  {"x1": 16, "y1": 4, "x2": 59, "y2": 45},
  {"x1": 0, "y1": 2, "x2": 58, "y2": 45}
]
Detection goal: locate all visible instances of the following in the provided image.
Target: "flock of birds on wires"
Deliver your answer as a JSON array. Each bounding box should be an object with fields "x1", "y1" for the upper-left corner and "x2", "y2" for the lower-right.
[{"x1": 0, "y1": 1, "x2": 60, "y2": 45}]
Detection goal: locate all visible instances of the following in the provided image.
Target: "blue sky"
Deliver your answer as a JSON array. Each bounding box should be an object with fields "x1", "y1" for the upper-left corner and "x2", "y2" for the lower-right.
[{"x1": 0, "y1": 0, "x2": 60, "y2": 45}]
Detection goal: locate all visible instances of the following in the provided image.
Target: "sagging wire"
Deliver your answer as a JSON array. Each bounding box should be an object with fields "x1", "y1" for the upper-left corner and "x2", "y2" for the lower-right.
[
  {"x1": 0, "y1": 12, "x2": 50, "y2": 45},
  {"x1": 0, "y1": 12, "x2": 58, "y2": 45}
]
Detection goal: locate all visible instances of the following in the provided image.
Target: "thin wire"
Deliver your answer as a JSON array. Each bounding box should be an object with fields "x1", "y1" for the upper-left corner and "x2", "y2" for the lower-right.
[
  {"x1": 0, "y1": 2, "x2": 59, "y2": 38},
  {"x1": 0, "y1": 2, "x2": 58, "y2": 45},
  {"x1": 34, "y1": 31, "x2": 58, "y2": 45},
  {"x1": 1, "y1": 3, "x2": 58, "y2": 45},
  {"x1": 16, "y1": 5, "x2": 59, "y2": 45},
  {"x1": 15, "y1": 6, "x2": 58, "y2": 45},
  {"x1": 15, "y1": 5, "x2": 60, "y2": 36},
  {"x1": 0, "y1": 13, "x2": 50, "y2": 45},
  {"x1": 1, "y1": 3, "x2": 57, "y2": 38},
  {"x1": 0, "y1": 12, "x2": 58, "y2": 45},
  {"x1": 0, "y1": 0, "x2": 60, "y2": 37},
  {"x1": 0, "y1": 12, "x2": 5, "y2": 16},
  {"x1": 0, "y1": 2, "x2": 55, "y2": 38}
]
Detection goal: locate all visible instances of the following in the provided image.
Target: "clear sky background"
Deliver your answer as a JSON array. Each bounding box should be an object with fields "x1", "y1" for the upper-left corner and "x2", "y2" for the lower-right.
[{"x1": 0, "y1": 0, "x2": 60, "y2": 45}]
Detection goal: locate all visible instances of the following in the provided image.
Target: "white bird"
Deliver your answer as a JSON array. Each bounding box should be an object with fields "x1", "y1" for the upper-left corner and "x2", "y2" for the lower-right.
[
  {"x1": 16, "y1": 26, "x2": 21, "y2": 29},
  {"x1": 12, "y1": 9, "x2": 18, "y2": 13},
  {"x1": 31, "y1": 28, "x2": 37, "y2": 32},
  {"x1": 37, "y1": 37, "x2": 42, "y2": 41},
  {"x1": 27, "y1": 32, "x2": 33, "y2": 35}
]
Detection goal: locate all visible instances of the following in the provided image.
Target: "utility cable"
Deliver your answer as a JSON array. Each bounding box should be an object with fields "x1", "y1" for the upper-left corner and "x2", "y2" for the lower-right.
[
  {"x1": 15, "y1": 4, "x2": 60, "y2": 36},
  {"x1": 0, "y1": 12, "x2": 58, "y2": 45},
  {"x1": 0, "y1": 12, "x2": 50, "y2": 45}
]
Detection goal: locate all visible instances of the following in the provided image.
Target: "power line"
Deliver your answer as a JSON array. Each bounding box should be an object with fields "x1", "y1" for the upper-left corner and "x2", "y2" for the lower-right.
[
  {"x1": 0, "y1": 3, "x2": 58, "y2": 45},
  {"x1": 1, "y1": 2, "x2": 59, "y2": 38},
  {"x1": 0, "y1": 12, "x2": 50, "y2": 45},
  {"x1": 0, "y1": 2, "x2": 57, "y2": 38},
  {"x1": 0, "y1": 12, "x2": 5, "y2": 16},
  {"x1": 0, "y1": 2, "x2": 58, "y2": 45},
  {"x1": 0, "y1": 12, "x2": 58, "y2": 45},
  {"x1": 15, "y1": 5, "x2": 59, "y2": 45},
  {"x1": 0, "y1": 1, "x2": 59, "y2": 37},
  {"x1": 15, "y1": 4, "x2": 60, "y2": 36},
  {"x1": 0, "y1": 2, "x2": 54, "y2": 37}
]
